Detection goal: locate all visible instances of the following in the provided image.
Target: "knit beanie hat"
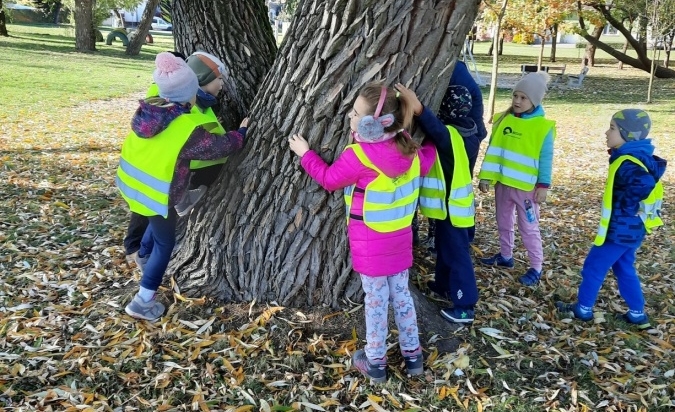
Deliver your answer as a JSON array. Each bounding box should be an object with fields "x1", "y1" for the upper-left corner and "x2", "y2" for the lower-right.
[
  {"x1": 153, "y1": 52, "x2": 199, "y2": 103},
  {"x1": 513, "y1": 71, "x2": 550, "y2": 107},
  {"x1": 612, "y1": 109, "x2": 651, "y2": 141},
  {"x1": 186, "y1": 51, "x2": 226, "y2": 87},
  {"x1": 438, "y1": 85, "x2": 472, "y2": 124}
]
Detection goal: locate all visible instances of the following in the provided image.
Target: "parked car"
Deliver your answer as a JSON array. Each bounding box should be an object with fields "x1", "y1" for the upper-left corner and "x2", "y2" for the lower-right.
[{"x1": 151, "y1": 17, "x2": 172, "y2": 31}]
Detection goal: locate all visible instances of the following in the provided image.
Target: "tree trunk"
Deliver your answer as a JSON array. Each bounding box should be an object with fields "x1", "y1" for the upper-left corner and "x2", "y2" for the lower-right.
[
  {"x1": 172, "y1": 0, "x2": 277, "y2": 131},
  {"x1": 550, "y1": 23, "x2": 557, "y2": 62},
  {"x1": 125, "y1": 0, "x2": 159, "y2": 56},
  {"x1": 74, "y1": 0, "x2": 96, "y2": 52},
  {"x1": 171, "y1": 0, "x2": 480, "y2": 309},
  {"x1": 52, "y1": 3, "x2": 62, "y2": 24},
  {"x1": 537, "y1": 35, "x2": 545, "y2": 69},
  {"x1": 498, "y1": 35, "x2": 504, "y2": 55},
  {"x1": 487, "y1": 0, "x2": 509, "y2": 120},
  {"x1": 488, "y1": 32, "x2": 495, "y2": 56},
  {"x1": 112, "y1": 8, "x2": 125, "y2": 28},
  {"x1": 618, "y1": 38, "x2": 629, "y2": 70},
  {"x1": 585, "y1": 25, "x2": 603, "y2": 67},
  {"x1": 0, "y1": 1, "x2": 9, "y2": 37}
]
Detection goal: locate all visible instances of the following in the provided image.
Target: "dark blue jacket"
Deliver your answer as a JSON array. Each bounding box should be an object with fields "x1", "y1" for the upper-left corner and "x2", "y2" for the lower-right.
[
  {"x1": 606, "y1": 139, "x2": 667, "y2": 247},
  {"x1": 449, "y1": 61, "x2": 487, "y2": 140}
]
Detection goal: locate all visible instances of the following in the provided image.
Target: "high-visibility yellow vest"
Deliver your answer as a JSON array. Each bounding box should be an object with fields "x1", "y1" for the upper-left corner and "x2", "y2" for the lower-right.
[
  {"x1": 343, "y1": 144, "x2": 420, "y2": 233},
  {"x1": 419, "y1": 126, "x2": 475, "y2": 228},
  {"x1": 594, "y1": 155, "x2": 664, "y2": 246},
  {"x1": 479, "y1": 113, "x2": 556, "y2": 191},
  {"x1": 116, "y1": 110, "x2": 213, "y2": 217},
  {"x1": 146, "y1": 84, "x2": 228, "y2": 170}
]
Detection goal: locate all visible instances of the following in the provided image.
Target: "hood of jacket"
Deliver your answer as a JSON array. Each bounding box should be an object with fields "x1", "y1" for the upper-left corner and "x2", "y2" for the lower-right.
[
  {"x1": 359, "y1": 138, "x2": 416, "y2": 178},
  {"x1": 131, "y1": 100, "x2": 192, "y2": 138},
  {"x1": 610, "y1": 139, "x2": 667, "y2": 181},
  {"x1": 447, "y1": 117, "x2": 478, "y2": 137}
]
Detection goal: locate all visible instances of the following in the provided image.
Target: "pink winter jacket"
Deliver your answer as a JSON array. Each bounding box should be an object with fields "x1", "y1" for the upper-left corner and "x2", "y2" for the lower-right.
[{"x1": 300, "y1": 138, "x2": 437, "y2": 276}]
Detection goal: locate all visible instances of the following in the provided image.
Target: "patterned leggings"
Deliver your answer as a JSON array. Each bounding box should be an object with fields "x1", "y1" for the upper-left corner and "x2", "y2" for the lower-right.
[{"x1": 360, "y1": 269, "x2": 420, "y2": 360}]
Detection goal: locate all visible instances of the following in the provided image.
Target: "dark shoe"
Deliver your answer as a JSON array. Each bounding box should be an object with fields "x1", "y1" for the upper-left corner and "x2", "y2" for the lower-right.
[
  {"x1": 402, "y1": 347, "x2": 423, "y2": 376},
  {"x1": 555, "y1": 301, "x2": 593, "y2": 322},
  {"x1": 440, "y1": 307, "x2": 474, "y2": 324},
  {"x1": 519, "y1": 268, "x2": 542, "y2": 286},
  {"x1": 618, "y1": 311, "x2": 651, "y2": 330},
  {"x1": 351, "y1": 349, "x2": 387, "y2": 383},
  {"x1": 480, "y1": 253, "x2": 514, "y2": 268},
  {"x1": 426, "y1": 281, "x2": 449, "y2": 300}
]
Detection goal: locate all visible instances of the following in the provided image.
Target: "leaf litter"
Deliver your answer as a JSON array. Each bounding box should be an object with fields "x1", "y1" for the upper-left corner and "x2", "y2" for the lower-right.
[{"x1": 1, "y1": 85, "x2": 674, "y2": 411}]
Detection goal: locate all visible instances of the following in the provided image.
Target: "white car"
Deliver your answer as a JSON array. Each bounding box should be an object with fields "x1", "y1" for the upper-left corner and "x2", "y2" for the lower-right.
[{"x1": 151, "y1": 17, "x2": 172, "y2": 31}]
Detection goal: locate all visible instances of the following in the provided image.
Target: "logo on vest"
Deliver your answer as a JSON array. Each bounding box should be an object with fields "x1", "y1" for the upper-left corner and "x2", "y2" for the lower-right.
[{"x1": 502, "y1": 126, "x2": 522, "y2": 138}]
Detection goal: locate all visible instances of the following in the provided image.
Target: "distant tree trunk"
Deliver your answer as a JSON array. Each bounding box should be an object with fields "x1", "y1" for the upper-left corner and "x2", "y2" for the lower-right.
[
  {"x1": 498, "y1": 35, "x2": 504, "y2": 55},
  {"x1": 487, "y1": 0, "x2": 509, "y2": 120},
  {"x1": 537, "y1": 34, "x2": 545, "y2": 68},
  {"x1": 0, "y1": 0, "x2": 9, "y2": 37},
  {"x1": 112, "y1": 8, "x2": 125, "y2": 28},
  {"x1": 585, "y1": 25, "x2": 603, "y2": 67},
  {"x1": 664, "y1": 32, "x2": 673, "y2": 68},
  {"x1": 74, "y1": 0, "x2": 96, "y2": 52},
  {"x1": 488, "y1": 32, "x2": 495, "y2": 56},
  {"x1": 52, "y1": 3, "x2": 62, "y2": 24},
  {"x1": 550, "y1": 23, "x2": 558, "y2": 62},
  {"x1": 125, "y1": 0, "x2": 159, "y2": 56},
  {"x1": 171, "y1": 0, "x2": 480, "y2": 309},
  {"x1": 172, "y1": 0, "x2": 277, "y2": 130},
  {"x1": 618, "y1": 38, "x2": 629, "y2": 70}
]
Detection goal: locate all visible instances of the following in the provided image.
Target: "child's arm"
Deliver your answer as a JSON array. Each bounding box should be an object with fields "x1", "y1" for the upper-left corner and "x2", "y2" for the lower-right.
[
  {"x1": 395, "y1": 83, "x2": 452, "y2": 156},
  {"x1": 289, "y1": 134, "x2": 362, "y2": 191},
  {"x1": 534, "y1": 128, "x2": 555, "y2": 203},
  {"x1": 615, "y1": 161, "x2": 656, "y2": 210},
  {"x1": 180, "y1": 118, "x2": 248, "y2": 160}
]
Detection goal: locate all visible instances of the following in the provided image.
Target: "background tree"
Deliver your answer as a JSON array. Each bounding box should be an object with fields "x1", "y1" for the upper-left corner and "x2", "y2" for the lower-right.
[
  {"x1": 169, "y1": 0, "x2": 481, "y2": 319},
  {"x1": 484, "y1": 0, "x2": 509, "y2": 119},
  {"x1": 0, "y1": 0, "x2": 8, "y2": 37},
  {"x1": 125, "y1": 0, "x2": 158, "y2": 55},
  {"x1": 32, "y1": 0, "x2": 63, "y2": 24},
  {"x1": 577, "y1": 0, "x2": 675, "y2": 77},
  {"x1": 171, "y1": 0, "x2": 277, "y2": 130},
  {"x1": 73, "y1": 0, "x2": 95, "y2": 52},
  {"x1": 647, "y1": 0, "x2": 675, "y2": 100}
]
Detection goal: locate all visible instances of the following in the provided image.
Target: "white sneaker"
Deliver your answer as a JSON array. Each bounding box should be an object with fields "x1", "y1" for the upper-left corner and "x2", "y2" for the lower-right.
[{"x1": 175, "y1": 185, "x2": 207, "y2": 217}]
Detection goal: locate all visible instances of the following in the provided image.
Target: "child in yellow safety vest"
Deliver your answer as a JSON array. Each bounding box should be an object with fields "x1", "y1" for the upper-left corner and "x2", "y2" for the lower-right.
[
  {"x1": 288, "y1": 82, "x2": 437, "y2": 383},
  {"x1": 116, "y1": 52, "x2": 248, "y2": 321},
  {"x1": 477, "y1": 71, "x2": 556, "y2": 286},
  {"x1": 556, "y1": 109, "x2": 666, "y2": 329}
]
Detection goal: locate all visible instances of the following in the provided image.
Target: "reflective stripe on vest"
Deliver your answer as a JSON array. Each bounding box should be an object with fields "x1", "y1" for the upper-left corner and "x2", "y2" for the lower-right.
[
  {"x1": 117, "y1": 110, "x2": 213, "y2": 217},
  {"x1": 419, "y1": 126, "x2": 475, "y2": 227},
  {"x1": 344, "y1": 144, "x2": 420, "y2": 233},
  {"x1": 594, "y1": 155, "x2": 664, "y2": 246},
  {"x1": 478, "y1": 114, "x2": 555, "y2": 191}
]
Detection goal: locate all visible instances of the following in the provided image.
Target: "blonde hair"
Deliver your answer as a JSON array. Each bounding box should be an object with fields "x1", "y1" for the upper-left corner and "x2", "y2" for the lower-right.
[{"x1": 358, "y1": 82, "x2": 419, "y2": 156}]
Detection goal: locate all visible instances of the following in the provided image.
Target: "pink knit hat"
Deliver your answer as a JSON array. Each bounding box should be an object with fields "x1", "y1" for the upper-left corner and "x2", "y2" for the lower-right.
[{"x1": 152, "y1": 52, "x2": 199, "y2": 103}]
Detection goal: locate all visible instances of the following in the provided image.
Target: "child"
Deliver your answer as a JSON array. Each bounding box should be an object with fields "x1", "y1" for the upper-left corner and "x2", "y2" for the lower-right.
[
  {"x1": 556, "y1": 109, "x2": 666, "y2": 329},
  {"x1": 288, "y1": 82, "x2": 436, "y2": 383},
  {"x1": 116, "y1": 52, "x2": 248, "y2": 321},
  {"x1": 396, "y1": 84, "x2": 478, "y2": 324},
  {"x1": 477, "y1": 71, "x2": 556, "y2": 286}
]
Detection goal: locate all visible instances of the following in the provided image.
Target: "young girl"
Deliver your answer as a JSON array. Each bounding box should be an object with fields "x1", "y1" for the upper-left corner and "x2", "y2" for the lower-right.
[
  {"x1": 116, "y1": 52, "x2": 248, "y2": 321},
  {"x1": 288, "y1": 82, "x2": 436, "y2": 383},
  {"x1": 477, "y1": 71, "x2": 556, "y2": 286},
  {"x1": 556, "y1": 109, "x2": 666, "y2": 329}
]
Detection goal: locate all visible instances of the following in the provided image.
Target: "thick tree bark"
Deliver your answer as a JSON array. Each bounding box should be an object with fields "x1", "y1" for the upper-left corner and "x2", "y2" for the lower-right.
[
  {"x1": 585, "y1": 25, "x2": 603, "y2": 67},
  {"x1": 172, "y1": 0, "x2": 277, "y2": 130},
  {"x1": 577, "y1": 2, "x2": 675, "y2": 78},
  {"x1": 125, "y1": 0, "x2": 159, "y2": 56},
  {"x1": 74, "y1": 0, "x2": 96, "y2": 52},
  {"x1": 171, "y1": 0, "x2": 480, "y2": 310}
]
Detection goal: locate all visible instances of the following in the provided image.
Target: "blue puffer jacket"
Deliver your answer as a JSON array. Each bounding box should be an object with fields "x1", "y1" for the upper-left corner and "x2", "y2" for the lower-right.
[{"x1": 606, "y1": 139, "x2": 667, "y2": 247}]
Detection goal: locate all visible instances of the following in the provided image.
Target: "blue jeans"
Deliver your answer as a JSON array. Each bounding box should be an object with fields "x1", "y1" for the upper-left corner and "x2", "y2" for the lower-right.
[
  {"x1": 577, "y1": 241, "x2": 644, "y2": 312},
  {"x1": 138, "y1": 211, "x2": 177, "y2": 291}
]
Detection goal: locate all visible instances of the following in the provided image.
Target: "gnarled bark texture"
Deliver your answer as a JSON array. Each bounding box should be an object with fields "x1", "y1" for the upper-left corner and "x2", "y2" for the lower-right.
[
  {"x1": 171, "y1": 0, "x2": 277, "y2": 130},
  {"x1": 170, "y1": 0, "x2": 480, "y2": 311}
]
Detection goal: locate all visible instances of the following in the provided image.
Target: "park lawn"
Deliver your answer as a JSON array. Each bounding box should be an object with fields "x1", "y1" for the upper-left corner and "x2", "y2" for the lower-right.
[{"x1": 0, "y1": 24, "x2": 674, "y2": 411}]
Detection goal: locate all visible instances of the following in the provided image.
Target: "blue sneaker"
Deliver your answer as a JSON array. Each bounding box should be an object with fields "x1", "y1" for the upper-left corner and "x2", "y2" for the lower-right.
[
  {"x1": 519, "y1": 268, "x2": 542, "y2": 286},
  {"x1": 401, "y1": 347, "x2": 423, "y2": 376},
  {"x1": 480, "y1": 253, "x2": 514, "y2": 268},
  {"x1": 619, "y1": 311, "x2": 651, "y2": 330},
  {"x1": 351, "y1": 349, "x2": 387, "y2": 383},
  {"x1": 440, "y1": 307, "x2": 474, "y2": 324},
  {"x1": 555, "y1": 301, "x2": 593, "y2": 322}
]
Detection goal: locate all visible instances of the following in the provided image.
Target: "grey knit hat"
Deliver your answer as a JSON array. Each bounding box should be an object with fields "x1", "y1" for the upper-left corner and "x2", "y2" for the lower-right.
[
  {"x1": 153, "y1": 52, "x2": 199, "y2": 103},
  {"x1": 612, "y1": 109, "x2": 651, "y2": 141},
  {"x1": 513, "y1": 71, "x2": 550, "y2": 107}
]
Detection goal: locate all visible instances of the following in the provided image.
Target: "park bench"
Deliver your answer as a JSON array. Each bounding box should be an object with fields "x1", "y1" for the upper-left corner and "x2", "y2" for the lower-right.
[
  {"x1": 567, "y1": 66, "x2": 589, "y2": 88},
  {"x1": 520, "y1": 64, "x2": 567, "y2": 85}
]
